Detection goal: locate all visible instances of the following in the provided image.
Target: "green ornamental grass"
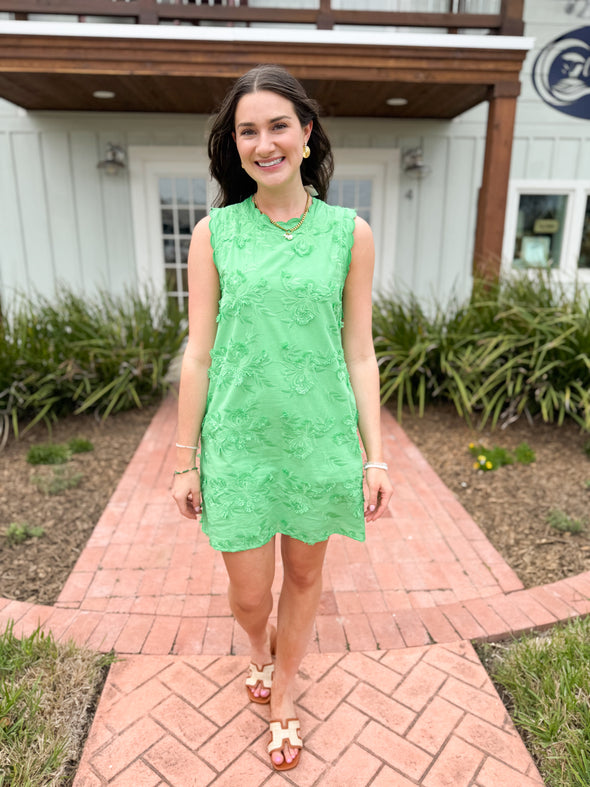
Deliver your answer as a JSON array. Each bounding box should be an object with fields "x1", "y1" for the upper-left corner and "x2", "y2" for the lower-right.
[
  {"x1": 373, "y1": 273, "x2": 590, "y2": 429},
  {"x1": 0, "y1": 287, "x2": 186, "y2": 440}
]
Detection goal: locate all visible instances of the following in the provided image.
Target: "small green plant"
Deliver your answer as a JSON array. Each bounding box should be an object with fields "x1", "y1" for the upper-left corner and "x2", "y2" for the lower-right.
[
  {"x1": 31, "y1": 467, "x2": 83, "y2": 496},
  {"x1": 547, "y1": 509, "x2": 585, "y2": 534},
  {"x1": 468, "y1": 441, "x2": 536, "y2": 472},
  {"x1": 583, "y1": 440, "x2": 590, "y2": 459},
  {"x1": 514, "y1": 441, "x2": 536, "y2": 465},
  {"x1": 26, "y1": 443, "x2": 70, "y2": 465},
  {"x1": 67, "y1": 437, "x2": 94, "y2": 454},
  {"x1": 5, "y1": 522, "x2": 45, "y2": 545},
  {"x1": 469, "y1": 443, "x2": 514, "y2": 472}
]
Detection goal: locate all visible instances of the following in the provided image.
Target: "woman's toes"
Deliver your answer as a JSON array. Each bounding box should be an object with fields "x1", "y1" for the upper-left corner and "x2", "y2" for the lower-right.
[{"x1": 272, "y1": 751, "x2": 284, "y2": 767}]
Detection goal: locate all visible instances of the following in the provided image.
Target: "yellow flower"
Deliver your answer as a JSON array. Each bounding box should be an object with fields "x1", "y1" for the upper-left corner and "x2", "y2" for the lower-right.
[
  {"x1": 477, "y1": 455, "x2": 486, "y2": 463},
  {"x1": 485, "y1": 461, "x2": 493, "y2": 470},
  {"x1": 473, "y1": 462, "x2": 479, "y2": 469},
  {"x1": 469, "y1": 442, "x2": 475, "y2": 449}
]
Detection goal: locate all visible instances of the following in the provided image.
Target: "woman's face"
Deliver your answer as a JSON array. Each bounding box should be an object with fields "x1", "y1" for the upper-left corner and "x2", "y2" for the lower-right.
[{"x1": 233, "y1": 90, "x2": 312, "y2": 192}]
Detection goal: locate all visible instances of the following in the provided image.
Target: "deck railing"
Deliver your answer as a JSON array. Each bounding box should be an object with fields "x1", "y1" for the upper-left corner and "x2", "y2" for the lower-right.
[{"x1": 0, "y1": 0, "x2": 524, "y2": 36}]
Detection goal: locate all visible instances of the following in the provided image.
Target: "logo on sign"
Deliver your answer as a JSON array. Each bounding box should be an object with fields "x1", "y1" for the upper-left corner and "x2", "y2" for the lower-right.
[{"x1": 532, "y1": 26, "x2": 590, "y2": 118}]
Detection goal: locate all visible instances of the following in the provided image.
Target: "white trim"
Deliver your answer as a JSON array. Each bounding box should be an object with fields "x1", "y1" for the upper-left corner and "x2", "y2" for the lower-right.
[
  {"x1": 0, "y1": 20, "x2": 534, "y2": 51},
  {"x1": 502, "y1": 179, "x2": 590, "y2": 284},
  {"x1": 332, "y1": 149, "x2": 399, "y2": 294},
  {"x1": 128, "y1": 146, "x2": 212, "y2": 295}
]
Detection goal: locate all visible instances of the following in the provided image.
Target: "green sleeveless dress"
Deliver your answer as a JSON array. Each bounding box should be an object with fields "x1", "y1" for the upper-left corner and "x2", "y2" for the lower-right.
[{"x1": 199, "y1": 196, "x2": 365, "y2": 552}]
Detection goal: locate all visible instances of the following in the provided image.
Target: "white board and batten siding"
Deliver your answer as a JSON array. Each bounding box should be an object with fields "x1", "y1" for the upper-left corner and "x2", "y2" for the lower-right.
[{"x1": 2, "y1": 0, "x2": 589, "y2": 307}]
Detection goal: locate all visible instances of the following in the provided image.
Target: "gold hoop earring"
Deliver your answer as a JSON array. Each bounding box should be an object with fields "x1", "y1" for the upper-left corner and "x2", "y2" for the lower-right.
[{"x1": 302, "y1": 144, "x2": 311, "y2": 159}]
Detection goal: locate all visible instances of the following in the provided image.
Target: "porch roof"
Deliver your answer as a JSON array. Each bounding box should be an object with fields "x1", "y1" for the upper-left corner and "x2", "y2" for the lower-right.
[{"x1": 0, "y1": 21, "x2": 532, "y2": 117}]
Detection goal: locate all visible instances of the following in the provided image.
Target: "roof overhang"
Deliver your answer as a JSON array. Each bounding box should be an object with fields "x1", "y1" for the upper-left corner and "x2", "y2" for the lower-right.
[{"x1": 0, "y1": 21, "x2": 534, "y2": 117}]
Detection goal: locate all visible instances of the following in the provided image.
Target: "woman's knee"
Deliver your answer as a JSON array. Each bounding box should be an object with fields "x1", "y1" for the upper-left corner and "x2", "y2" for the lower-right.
[{"x1": 228, "y1": 582, "x2": 272, "y2": 615}]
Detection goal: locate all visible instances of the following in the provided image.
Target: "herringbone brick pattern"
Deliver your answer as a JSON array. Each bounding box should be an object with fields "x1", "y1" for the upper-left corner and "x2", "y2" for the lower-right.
[
  {"x1": 73, "y1": 641, "x2": 543, "y2": 786},
  {"x1": 4, "y1": 395, "x2": 589, "y2": 784}
]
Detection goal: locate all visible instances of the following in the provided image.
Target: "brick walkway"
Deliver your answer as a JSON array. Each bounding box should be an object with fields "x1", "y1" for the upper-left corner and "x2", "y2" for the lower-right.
[{"x1": 3, "y1": 396, "x2": 590, "y2": 785}]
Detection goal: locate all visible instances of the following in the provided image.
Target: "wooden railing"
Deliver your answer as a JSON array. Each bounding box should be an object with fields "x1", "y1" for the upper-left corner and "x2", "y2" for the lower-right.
[{"x1": 0, "y1": 0, "x2": 524, "y2": 36}]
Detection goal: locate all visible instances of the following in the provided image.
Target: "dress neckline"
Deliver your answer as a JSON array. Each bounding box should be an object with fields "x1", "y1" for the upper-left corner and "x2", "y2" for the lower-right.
[{"x1": 249, "y1": 194, "x2": 315, "y2": 231}]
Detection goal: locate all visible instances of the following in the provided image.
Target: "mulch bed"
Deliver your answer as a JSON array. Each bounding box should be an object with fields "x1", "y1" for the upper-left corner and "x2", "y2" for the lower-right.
[
  {"x1": 1, "y1": 400, "x2": 589, "y2": 605},
  {"x1": 0, "y1": 405, "x2": 158, "y2": 604},
  {"x1": 399, "y1": 404, "x2": 590, "y2": 589}
]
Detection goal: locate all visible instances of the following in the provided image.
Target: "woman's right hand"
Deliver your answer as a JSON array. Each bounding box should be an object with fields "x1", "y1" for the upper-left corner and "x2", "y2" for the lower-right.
[{"x1": 172, "y1": 469, "x2": 202, "y2": 520}]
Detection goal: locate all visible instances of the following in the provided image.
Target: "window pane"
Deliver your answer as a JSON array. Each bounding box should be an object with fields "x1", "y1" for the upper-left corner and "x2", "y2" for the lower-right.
[
  {"x1": 327, "y1": 177, "x2": 373, "y2": 225},
  {"x1": 175, "y1": 178, "x2": 190, "y2": 205},
  {"x1": 161, "y1": 209, "x2": 175, "y2": 235},
  {"x1": 180, "y1": 239, "x2": 190, "y2": 263},
  {"x1": 177, "y1": 209, "x2": 191, "y2": 235},
  {"x1": 342, "y1": 180, "x2": 356, "y2": 206},
  {"x1": 159, "y1": 178, "x2": 173, "y2": 205},
  {"x1": 192, "y1": 178, "x2": 207, "y2": 204},
  {"x1": 512, "y1": 194, "x2": 568, "y2": 270},
  {"x1": 578, "y1": 196, "x2": 590, "y2": 269},
  {"x1": 163, "y1": 239, "x2": 176, "y2": 263},
  {"x1": 164, "y1": 266, "x2": 177, "y2": 293}
]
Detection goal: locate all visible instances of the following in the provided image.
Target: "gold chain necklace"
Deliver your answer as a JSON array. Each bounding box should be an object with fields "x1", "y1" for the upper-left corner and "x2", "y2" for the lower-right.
[{"x1": 253, "y1": 194, "x2": 311, "y2": 241}]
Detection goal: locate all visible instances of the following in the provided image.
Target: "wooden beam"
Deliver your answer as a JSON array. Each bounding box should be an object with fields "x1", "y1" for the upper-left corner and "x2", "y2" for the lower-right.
[{"x1": 473, "y1": 85, "x2": 519, "y2": 280}]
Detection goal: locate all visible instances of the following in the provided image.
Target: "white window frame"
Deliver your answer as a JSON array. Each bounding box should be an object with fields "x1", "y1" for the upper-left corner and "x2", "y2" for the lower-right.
[
  {"x1": 331, "y1": 148, "x2": 400, "y2": 293},
  {"x1": 502, "y1": 180, "x2": 590, "y2": 284},
  {"x1": 129, "y1": 145, "x2": 399, "y2": 296},
  {"x1": 128, "y1": 146, "x2": 213, "y2": 297}
]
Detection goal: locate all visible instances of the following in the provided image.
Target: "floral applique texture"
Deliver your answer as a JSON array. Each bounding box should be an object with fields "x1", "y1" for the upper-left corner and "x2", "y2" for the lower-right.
[{"x1": 200, "y1": 197, "x2": 364, "y2": 552}]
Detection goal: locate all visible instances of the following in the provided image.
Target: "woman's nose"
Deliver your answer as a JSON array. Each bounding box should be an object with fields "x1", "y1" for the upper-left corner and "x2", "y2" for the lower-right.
[{"x1": 256, "y1": 131, "x2": 275, "y2": 155}]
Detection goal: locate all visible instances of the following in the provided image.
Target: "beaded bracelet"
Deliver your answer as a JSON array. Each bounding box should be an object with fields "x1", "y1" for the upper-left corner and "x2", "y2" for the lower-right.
[
  {"x1": 174, "y1": 466, "x2": 199, "y2": 475},
  {"x1": 364, "y1": 462, "x2": 389, "y2": 471}
]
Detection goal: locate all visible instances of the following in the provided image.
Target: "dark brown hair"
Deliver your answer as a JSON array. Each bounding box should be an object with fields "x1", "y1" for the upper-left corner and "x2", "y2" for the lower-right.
[{"x1": 208, "y1": 65, "x2": 334, "y2": 207}]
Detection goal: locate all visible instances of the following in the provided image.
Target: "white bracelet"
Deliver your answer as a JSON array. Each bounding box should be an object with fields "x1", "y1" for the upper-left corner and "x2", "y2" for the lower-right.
[
  {"x1": 176, "y1": 442, "x2": 198, "y2": 450},
  {"x1": 364, "y1": 462, "x2": 388, "y2": 471}
]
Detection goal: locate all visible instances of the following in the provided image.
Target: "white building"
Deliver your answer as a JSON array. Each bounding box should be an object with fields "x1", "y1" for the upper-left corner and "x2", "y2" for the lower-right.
[{"x1": 0, "y1": 1, "x2": 587, "y2": 310}]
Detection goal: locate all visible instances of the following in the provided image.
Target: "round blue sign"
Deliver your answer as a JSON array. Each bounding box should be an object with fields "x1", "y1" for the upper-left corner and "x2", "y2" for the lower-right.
[{"x1": 532, "y1": 26, "x2": 590, "y2": 119}]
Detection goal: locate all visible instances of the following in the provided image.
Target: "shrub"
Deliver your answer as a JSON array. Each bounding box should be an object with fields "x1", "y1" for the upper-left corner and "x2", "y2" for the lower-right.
[
  {"x1": 373, "y1": 274, "x2": 590, "y2": 429},
  {"x1": 0, "y1": 287, "x2": 186, "y2": 440}
]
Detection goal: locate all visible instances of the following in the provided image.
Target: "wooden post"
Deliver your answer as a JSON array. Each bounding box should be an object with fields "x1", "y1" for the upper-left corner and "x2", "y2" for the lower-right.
[
  {"x1": 473, "y1": 83, "x2": 519, "y2": 281},
  {"x1": 499, "y1": 0, "x2": 524, "y2": 36}
]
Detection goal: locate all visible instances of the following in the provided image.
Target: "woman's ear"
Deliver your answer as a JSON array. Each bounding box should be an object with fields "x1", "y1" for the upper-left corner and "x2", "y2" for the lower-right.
[{"x1": 303, "y1": 121, "x2": 313, "y2": 144}]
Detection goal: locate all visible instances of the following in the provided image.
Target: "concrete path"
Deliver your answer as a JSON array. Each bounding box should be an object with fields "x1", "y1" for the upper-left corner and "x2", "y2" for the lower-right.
[{"x1": 3, "y1": 396, "x2": 590, "y2": 784}]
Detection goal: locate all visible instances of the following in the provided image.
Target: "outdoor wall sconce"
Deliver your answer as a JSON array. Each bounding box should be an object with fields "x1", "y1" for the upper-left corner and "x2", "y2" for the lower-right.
[
  {"x1": 402, "y1": 147, "x2": 432, "y2": 180},
  {"x1": 97, "y1": 143, "x2": 126, "y2": 175}
]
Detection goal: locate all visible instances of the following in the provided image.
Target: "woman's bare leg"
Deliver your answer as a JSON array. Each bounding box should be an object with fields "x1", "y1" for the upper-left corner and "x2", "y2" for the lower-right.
[
  {"x1": 222, "y1": 538, "x2": 276, "y2": 699},
  {"x1": 270, "y1": 535, "x2": 329, "y2": 767}
]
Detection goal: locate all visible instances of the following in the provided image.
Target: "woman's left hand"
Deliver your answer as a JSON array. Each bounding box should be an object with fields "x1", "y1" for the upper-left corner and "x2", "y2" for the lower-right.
[{"x1": 364, "y1": 468, "x2": 393, "y2": 522}]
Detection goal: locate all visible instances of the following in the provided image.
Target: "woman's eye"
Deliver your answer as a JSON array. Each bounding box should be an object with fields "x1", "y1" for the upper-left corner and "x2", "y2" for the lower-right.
[
  {"x1": 273, "y1": 123, "x2": 287, "y2": 131},
  {"x1": 239, "y1": 128, "x2": 255, "y2": 136}
]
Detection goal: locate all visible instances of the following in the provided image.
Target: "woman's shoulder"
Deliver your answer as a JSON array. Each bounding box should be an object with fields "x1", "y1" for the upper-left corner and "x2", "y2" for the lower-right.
[{"x1": 314, "y1": 200, "x2": 356, "y2": 223}]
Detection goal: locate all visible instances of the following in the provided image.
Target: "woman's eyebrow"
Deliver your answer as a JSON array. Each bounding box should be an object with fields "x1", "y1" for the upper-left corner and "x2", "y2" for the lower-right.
[{"x1": 236, "y1": 114, "x2": 291, "y2": 129}]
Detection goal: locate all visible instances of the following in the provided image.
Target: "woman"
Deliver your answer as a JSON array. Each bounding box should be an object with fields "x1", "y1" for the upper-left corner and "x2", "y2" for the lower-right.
[{"x1": 172, "y1": 64, "x2": 392, "y2": 772}]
